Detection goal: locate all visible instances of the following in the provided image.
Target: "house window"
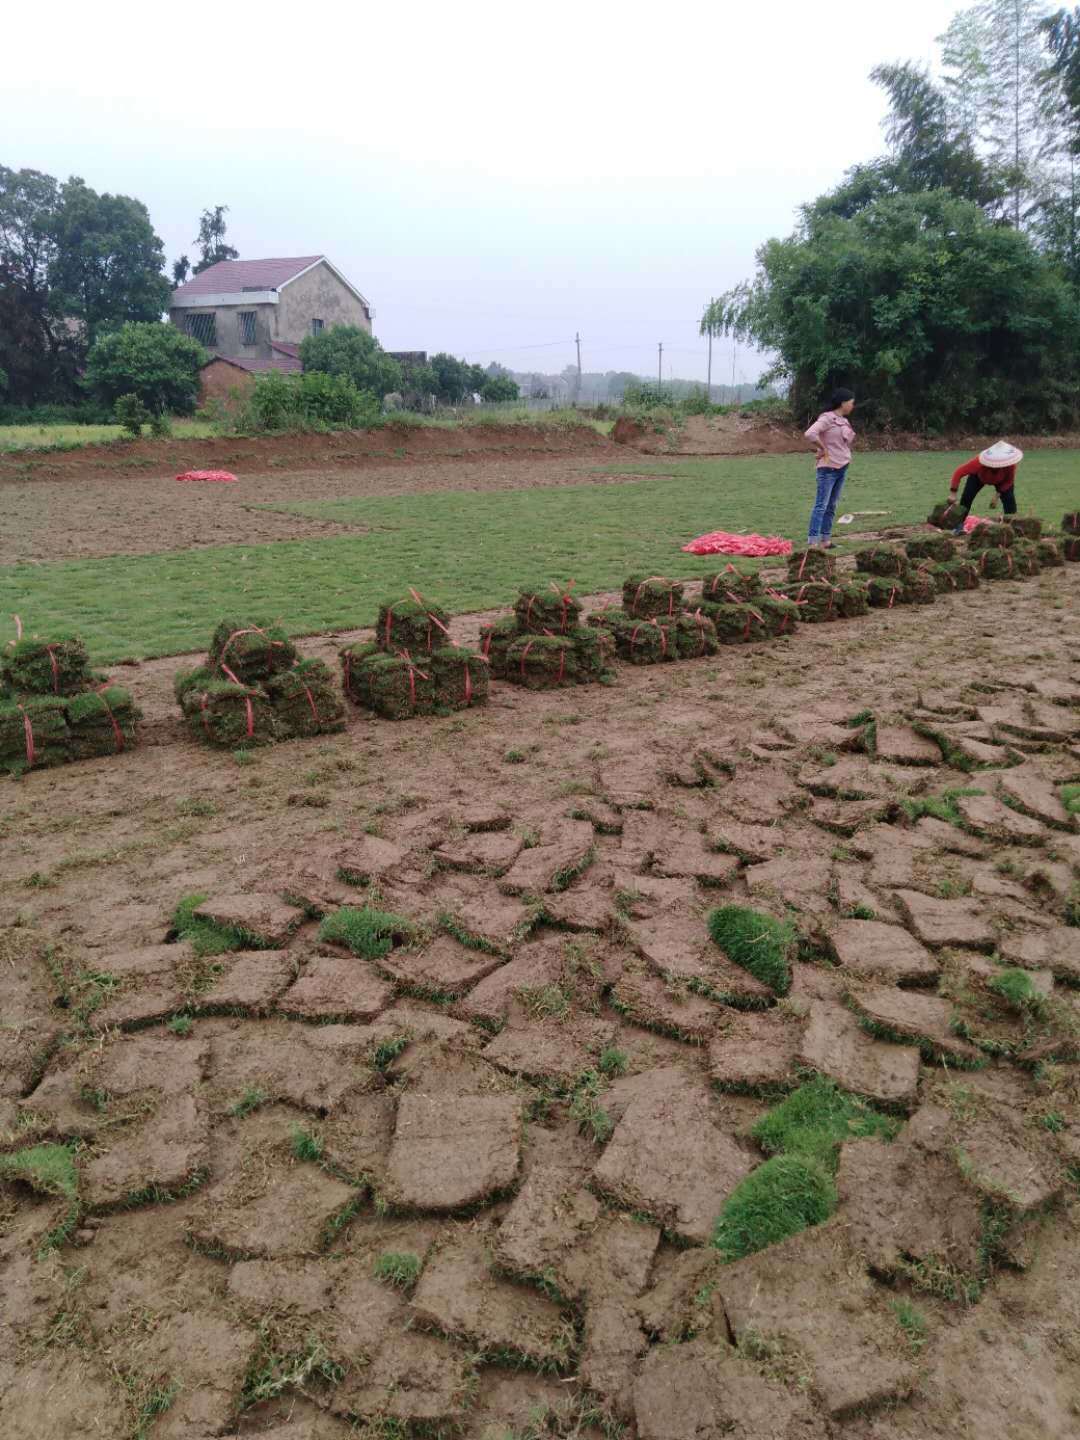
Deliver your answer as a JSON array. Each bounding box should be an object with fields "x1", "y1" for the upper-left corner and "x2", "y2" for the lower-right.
[
  {"x1": 187, "y1": 313, "x2": 217, "y2": 346},
  {"x1": 311, "y1": 318, "x2": 324, "y2": 336},
  {"x1": 238, "y1": 312, "x2": 257, "y2": 346}
]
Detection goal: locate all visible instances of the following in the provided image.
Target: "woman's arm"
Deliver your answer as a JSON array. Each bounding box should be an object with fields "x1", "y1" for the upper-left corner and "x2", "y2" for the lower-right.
[
  {"x1": 804, "y1": 414, "x2": 831, "y2": 465},
  {"x1": 949, "y1": 457, "x2": 978, "y2": 494}
]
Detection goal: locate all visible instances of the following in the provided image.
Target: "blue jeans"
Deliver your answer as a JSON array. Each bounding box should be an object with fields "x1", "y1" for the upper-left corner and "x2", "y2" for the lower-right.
[{"x1": 808, "y1": 465, "x2": 848, "y2": 542}]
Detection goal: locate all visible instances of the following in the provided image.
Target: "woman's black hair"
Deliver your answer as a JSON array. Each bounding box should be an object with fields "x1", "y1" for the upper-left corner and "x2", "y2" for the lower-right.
[{"x1": 830, "y1": 387, "x2": 855, "y2": 408}]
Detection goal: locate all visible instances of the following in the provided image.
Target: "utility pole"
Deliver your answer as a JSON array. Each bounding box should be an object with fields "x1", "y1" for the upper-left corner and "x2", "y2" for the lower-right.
[
  {"x1": 574, "y1": 332, "x2": 582, "y2": 406},
  {"x1": 657, "y1": 341, "x2": 663, "y2": 389}
]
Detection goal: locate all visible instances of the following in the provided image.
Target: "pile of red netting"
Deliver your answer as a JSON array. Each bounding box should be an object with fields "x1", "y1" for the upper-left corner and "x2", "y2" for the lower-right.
[
  {"x1": 962, "y1": 515, "x2": 989, "y2": 532},
  {"x1": 681, "y1": 530, "x2": 793, "y2": 557},
  {"x1": 176, "y1": 470, "x2": 238, "y2": 484}
]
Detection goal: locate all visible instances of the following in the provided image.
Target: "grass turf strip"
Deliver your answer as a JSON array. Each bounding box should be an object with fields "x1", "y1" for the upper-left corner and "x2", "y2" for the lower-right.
[{"x1": 3, "y1": 451, "x2": 1076, "y2": 663}]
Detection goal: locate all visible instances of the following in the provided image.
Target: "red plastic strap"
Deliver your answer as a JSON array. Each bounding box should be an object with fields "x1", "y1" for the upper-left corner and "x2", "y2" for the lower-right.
[
  {"x1": 17, "y1": 706, "x2": 35, "y2": 767},
  {"x1": 481, "y1": 628, "x2": 493, "y2": 659},
  {"x1": 651, "y1": 619, "x2": 668, "y2": 657},
  {"x1": 11, "y1": 614, "x2": 23, "y2": 644},
  {"x1": 797, "y1": 550, "x2": 810, "y2": 580},
  {"x1": 45, "y1": 646, "x2": 60, "y2": 692},
  {"x1": 887, "y1": 586, "x2": 897, "y2": 609},
  {"x1": 302, "y1": 684, "x2": 320, "y2": 723},
  {"x1": 221, "y1": 625, "x2": 284, "y2": 665},
  {"x1": 397, "y1": 650, "x2": 429, "y2": 707},
  {"x1": 95, "y1": 685, "x2": 124, "y2": 752},
  {"x1": 463, "y1": 663, "x2": 472, "y2": 705},
  {"x1": 519, "y1": 640, "x2": 535, "y2": 677},
  {"x1": 384, "y1": 604, "x2": 396, "y2": 646},
  {"x1": 691, "y1": 608, "x2": 707, "y2": 654},
  {"x1": 219, "y1": 664, "x2": 254, "y2": 737},
  {"x1": 549, "y1": 579, "x2": 576, "y2": 632}
]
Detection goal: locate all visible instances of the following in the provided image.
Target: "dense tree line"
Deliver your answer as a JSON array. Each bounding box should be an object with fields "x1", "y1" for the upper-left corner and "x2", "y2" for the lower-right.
[{"x1": 704, "y1": 3, "x2": 1080, "y2": 432}]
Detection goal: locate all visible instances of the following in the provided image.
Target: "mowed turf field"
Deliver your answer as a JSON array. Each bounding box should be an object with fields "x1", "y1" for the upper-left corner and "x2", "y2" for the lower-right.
[{"x1": 3, "y1": 450, "x2": 1077, "y2": 662}]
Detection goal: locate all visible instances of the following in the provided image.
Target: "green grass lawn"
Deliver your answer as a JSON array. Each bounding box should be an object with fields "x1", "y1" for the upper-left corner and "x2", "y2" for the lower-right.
[
  {"x1": 0, "y1": 418, "x2": 219, "y2": 452},
  {"x1": 3, "y1": 451, "x2": 1075, "y2": 663}
]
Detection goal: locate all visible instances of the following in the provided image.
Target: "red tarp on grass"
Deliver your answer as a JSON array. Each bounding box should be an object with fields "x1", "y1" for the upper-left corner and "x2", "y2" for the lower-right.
[
  {"x1": 681, "y1": 530, "x2": 793, "y2": 557},
  {"x1": 176, "y1": 470, "x2": 238, "y2": 484}
]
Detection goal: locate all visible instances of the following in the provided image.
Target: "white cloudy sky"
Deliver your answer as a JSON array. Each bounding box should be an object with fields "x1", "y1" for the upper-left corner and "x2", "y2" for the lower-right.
[{"x1": 7, "y1": 0, "x2": 960, "y2": 385}]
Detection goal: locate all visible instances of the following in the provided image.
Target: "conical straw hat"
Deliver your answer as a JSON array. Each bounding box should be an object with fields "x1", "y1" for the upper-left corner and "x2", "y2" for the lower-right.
[{"x1": 979, "y1": 440, "x2": 1023, "y2": 468}]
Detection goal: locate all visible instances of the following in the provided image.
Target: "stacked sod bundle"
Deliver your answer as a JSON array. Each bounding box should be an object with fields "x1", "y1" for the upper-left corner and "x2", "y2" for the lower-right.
[
  {"x1": 1060, "y1": 514, "x2": 1080, "y2": 562},
  {"x1": 696, "y1": 566, "x2": 795, "y2": 643},
  {"x1": 777, "y1": 575, "x2": 870, "y2": 623},
  {"x1": 923, "y1": 560, "x2": 981, "y2": 593},
  {"x1": 1, "y1": 631, "x2": 139, "y2": 774},
  {"x1": 906, "y1": 534, "x2": 956, "y2": 564},
  {"x1": 178, "y1": 620, "x2": 345, "y2": 745},
  {"x1": 341, "y1": 592, "x2": 489, "y2": 719},
  {"x1": 1036, "y1": 538, "x2": 1065, "y2": 568},
  {"x1": 477, "y1": 583, "x2": 615, "y2": 687},
  {"x1": 584, "y1": 573, "x2": 720, "y2": 665},
  {"x1": 1008, "y1": 517, "x2": 1042, "y2": 540},
  {"x1": 927, "y1": 500, "x2": 965, "y2": 530},
  {"x1": 855, "y1": 544, "x2": 909, "y2": 579},
  {"x1": 966, "y1": 522, "x2": 1015, "y2": 552}
]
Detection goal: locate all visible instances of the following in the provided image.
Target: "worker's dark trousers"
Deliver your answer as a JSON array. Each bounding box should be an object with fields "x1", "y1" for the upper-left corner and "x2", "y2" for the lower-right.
[{"x1": 957, "y1": 476, "x2": 1017, "y2": 516}]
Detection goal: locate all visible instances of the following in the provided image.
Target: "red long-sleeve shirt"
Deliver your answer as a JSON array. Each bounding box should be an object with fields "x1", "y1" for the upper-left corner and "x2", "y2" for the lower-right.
[{"x1": 949, "y1": 456, "x2": 1016, "y2": 494}]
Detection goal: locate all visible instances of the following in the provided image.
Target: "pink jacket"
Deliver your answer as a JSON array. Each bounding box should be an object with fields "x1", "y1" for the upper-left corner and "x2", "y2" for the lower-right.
[{"x1": 805, "y1": 411, "x2": 855, "y2": 468}]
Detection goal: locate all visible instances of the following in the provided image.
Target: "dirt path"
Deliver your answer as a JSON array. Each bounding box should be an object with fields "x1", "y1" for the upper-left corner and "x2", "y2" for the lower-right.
[{"x1": 2, "y1": 552, "x2": 1079, "y2": 1438}]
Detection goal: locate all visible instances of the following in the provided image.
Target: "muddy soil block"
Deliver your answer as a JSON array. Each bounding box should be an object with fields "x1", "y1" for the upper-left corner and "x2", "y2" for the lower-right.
[
  {"x1": 592, "y1": 1074, "x2": 753, "y2": 1243},
  {"x1": 708, "y1": 1009, "x2": 803, "y2": 1094},
  {"x1": 622, "y1": 574, "x2": 685, "y2": 620},
  {"x1": 908, "y1": 1095, "x2": 1062, "y2": 1213},
  {"x1": 996, "y1": 764, "x2": 1074, "y2": 829},
  {"x1": 347, "y1": 651, "x2": 436, "y2": 719},
  {"x1": 927, "y1": 499, "x2": 965, "y2": 529},
  {"x1": 0, "y1": 1356, "x2": 132, "y2": 1439},
  {"x1": 855, "y1": 544, "x2": 910, "y2": 578},
  {"x1": 874, "y1": 723, "x2": 941, "y2": 765},
  {"x1": 580, "y1": 1299, "x2": 650, "y2": 1421},
  {"x1": 193, "y1": 893, "x2": 305, "y2": 947},
  {"x1": 974, "y1": 545, "x2": 1019, "y2": 580},
  {"x1": 999, "y1": 926, "x2": 1080, "y2": 982},
  {"x1": 263, "y1": 658, "x2": 346, "y2": 738},
  {"x1": 330, "y1": 1328, "x2": 471, "y2": 1430},
  {"x1": 1008, "y1": 515, "x2": 1042, "y2": 539},
  {"x1": 612, "y1": 966, "x2": 724, "y2": 1043},
  {"x1": 441, "y1": 888, "x2": 537, "y2": 958},
  {"x1": 433, "y1": 829, "x2": 523, "y2": 876},
  {"x1": 181, "y1": 677, "x2": 275, "y2": 747},
  {"x1": 848, "y1": 984, "x2": 982, "y2": 1064},
  {"x1": 829, "y1": 919, "x2": 938, "y2": 984},
  {"x1": 64, "y1": 685, "x2": 139, "y2": 759},
  {"x1": 893, "y1": 889, "x2": 995, "y2": 949},
  {"x1": 698, "y1": 600, "x2": 769, "y2": 644},
  {"x1": 0, "y1": 694, "x2": 69, "y2": 772},
  {"x1": 376, "y1": 934, "x2": 504, "y2": 998},
  {"x1": 701, "y1": 566, "x2": 763, "y2": 602},
  {"x1": 966, "y1": 521, "x2": 1016, "y2": 552},
  {"x1": 429, "y1": 645, "x2": 490, "y2": 710},
  {"x1": 756, "y1": 593, "x2": 800, "y2": 636},
  {"x1": 208, "y1": 617, "x2": 298, "y2": 683},
  {"x1": 188, "y1": 1162, "x2": 358, "y2": 1259},
  {"x1": 336, "y1": 834, "x2": 410, "y2": 886},
  {"x1": 906, "y1": 533, "x2": 956, "y2": 563},
  {"x1": 453, "y1": 937, "x2": 563, "y2": 1025},
  {"x1": 513, "y1": 582, "x2": 582, "y2": 635},
  {"x1": 799, "y1": 999, "x2": 920, "y2": 1109},
  {"x1": 484, "y1": 1012, "x2": 615, "y2": 1087},
  {"x1": 279, "y1": 953, "x2": 396, "y2": 1021},
  {"x1": 194, "y1": 949, "x2": 296, "y2": 1014},
  {"x1": 744, "y1": 857, "x2": 834, "y2": 919},
  {"x1": 498, "y1": 819, "x2": 595, "y2": 894},
  {"x1": 376, "y1": 593, "x2": 452, "y2": 654},
  {"x1": 716, "y1": 1223, "x2": 918, "y2": 1417},
  {"x1": 412, "y1": 1232, "x2": 571, "y2": 1367},
  {"x1": 955, "y1": 791, "x2": 1048, "y2": 843},
  {"x1": 633, "y1": 1338, "x2": 816, "y2": 1440},
  {"x1": 1036, "y1": 537, "x2": 1065, "y2": 567},
  {"x1": 81, "y1": 1092, "x2": 209, "y2": 1208},
  {"x1": 2, "y1": 633, "x2": 91, "y2": 695},
  {"x1": 786, "y1": 546, "x2": 837, "y2": 582},
  {"x1": 383, "y1": 1092, "x2": 522, "y2": 1210},
  {"x1": 590, "y1": 609, "x2": 675, "y2": 664}
]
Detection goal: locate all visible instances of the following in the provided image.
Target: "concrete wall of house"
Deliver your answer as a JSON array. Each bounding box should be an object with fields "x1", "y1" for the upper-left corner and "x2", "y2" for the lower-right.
[
  {"x1": 274, "y1": 262, "x2": 370, "y2": 343},
  {"x1": 170, "y1": 303, "x2": 275, "y2": 360},
  {"x1": 199, "y1": 359, "x2": 256, "y2": 410}
]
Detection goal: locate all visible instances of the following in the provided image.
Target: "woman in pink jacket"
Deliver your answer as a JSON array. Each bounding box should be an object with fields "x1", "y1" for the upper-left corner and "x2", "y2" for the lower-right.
[{"x1": 803, "y1": 388, "x2": 856, "y2": 548}]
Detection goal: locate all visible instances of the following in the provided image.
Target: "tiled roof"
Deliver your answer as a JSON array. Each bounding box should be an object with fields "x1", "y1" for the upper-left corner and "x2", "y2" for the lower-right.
[
  {"x1": 173, "y1": 256, "x2": 323, "y2": 299},
  {"x1": 203, "y1": 351, "x2": 303, "y2": 375}
]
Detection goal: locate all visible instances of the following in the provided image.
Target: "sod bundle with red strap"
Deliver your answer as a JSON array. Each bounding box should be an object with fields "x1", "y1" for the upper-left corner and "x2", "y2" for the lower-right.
[
  {"x1": 927, "y1": 500, "x2": 965, "y2": 530},
  {"x1": 66, "y1": 686, "x2": 139, "y2": 759},
  {"x1": 339, "y1": 641, "x2": 381, "y2": 706},
  {"x1": 208, "y1": 619, "x2": 298, "y2": 684},
  {"x1": 349, "y1": 651, "x2": 436, "y2": 719},
  {"x1": 429, "y1": 647, "x2": 491, "y2": 710},
  {"x1": 1063, "y1": 512, "x2": 1080, "y2": 535},
  {"x1": 674, "y1": 611, "x2": 720, "y2": 658},
  {"x1": 900, "y1": 571, "x2": 936, "y2": 605},
  {"x1": 622, "y1": 574, "x2": 685, "y2": 620},
  {"x1": 697, "y1": 600, "x2": 769, "y2": 644},
  {"x1": 966, "y1": 522, "x2": 1015, "y2": 553},
  {"x1": 1007, "y1": 516, "x2": 1042, "y2": 540},
  {"x1": 976, "y1": 547, "x2": 1016, "y2": 580},
  {"x1": 701, "y1": 567, "x2": 763, "y2": 603},
  {"x1": 786, "y1": 548, "x2": 837, "y2": 583},
  {"x1": 266, "y1": 659, "x2": 346, "y2": 738},
  {"x1": 3, "y1": 634, "x2": 92, "y2": 696},
  {"x1": 940, "y1": 559, "x2": 981, "y2": 590},
  {"x1": 777, "y1": 580, "x2": 845, "y2": 622},
  {"x1": 513, "y1": 582, "x2": 582, "y2": 635},
  {"x1": 855, "y1": 545, "x2": 910, "y2": 579},
  {"x1": 1034, "y1": 538, "x2": 1064, "y2": 568},
  {"x1": 1010, "y1": 538, "x2": 1042, "y2": 576},
  {"x1": 0, "y1": 695, "x2": 69, "y2": 774},
  {"x1": 179, "y1": 677, "x2": 274, "y2": 747},
  {"x1": 505, "y1": 628, "x2": 613, "y2": 688},
  {"x1": 477, "y1": 618, "x2": 518, "y2": 679},
  {"x1": 1062, "y1": 535, "x2": 1080, "y2": 562},
  {"x1": 757, "y1": 594, "x2": 800, "y2": 635},
  {"x1": 905, "y1": 534, "x2": 956, "y2": 564},
  {"x1": 377, "y1": 592, "x2": 453, "y2": 654},
  {"x1": 865, "y1": 576, "x2": 906, "y2": 608},
  {"x1": 589, "y1": 611, "x2": 673, "y2": 665}
]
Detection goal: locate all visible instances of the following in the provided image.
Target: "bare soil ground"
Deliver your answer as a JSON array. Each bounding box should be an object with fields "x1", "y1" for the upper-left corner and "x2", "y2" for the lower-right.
[{"x1": 2, "y1": 429, "x2": 1080, "y2": 1438}]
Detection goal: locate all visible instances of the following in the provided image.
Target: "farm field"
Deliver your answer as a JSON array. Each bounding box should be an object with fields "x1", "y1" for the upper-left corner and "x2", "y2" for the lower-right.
[
  {"x1": 2, "y1": 429, "x2": 1080, "y2": 1439},
  {"x1": 0, "y1": 416, "x2": 220, "y2": 452}
]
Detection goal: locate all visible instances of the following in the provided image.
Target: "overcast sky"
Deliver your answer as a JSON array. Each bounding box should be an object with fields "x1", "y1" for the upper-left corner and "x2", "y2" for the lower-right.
[{"x1": 7, "y1": 0, "x2": 960, "y2": 385}]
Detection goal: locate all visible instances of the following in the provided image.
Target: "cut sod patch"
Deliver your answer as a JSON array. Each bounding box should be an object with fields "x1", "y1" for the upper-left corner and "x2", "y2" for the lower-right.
[
  {"x1": 170, "y1": 893, "x2": 268, "y2": 957},
  {"x1": 706, "y1": 906, "x2": 795, "y2": 996},
  {"x1": 317, "y1": 905, "x2": 413, "y2": 960},
  {"x1": 751, "y1": 1076, "x2": 899, "y2": 1172},
  {"x1": 711, "y1": 1154, "x2": 836, "y2": 1262},
  {"x1": 0, "y1": 1142, "x2": 80, "y2": 1253}
]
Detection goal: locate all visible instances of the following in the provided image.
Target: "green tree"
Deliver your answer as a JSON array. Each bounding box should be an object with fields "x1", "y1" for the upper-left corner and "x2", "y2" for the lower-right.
[
  {"x1": 428, "y1": 353, "x2": 477, "y2": 403},
  {"x1": 84, "y1": 321, "x2": 207, "y2": 414},
  {"x1": 479, "y1": 374, "x2": 519, "y2": 402},
  {"x1": 172, "y1": 255, "x2": 191, "y2": 287},
  {"x1": 48, "y1": 177, "x2": 170, "y2": 347},
  {"x1": 710, "y1": 189, "x2": 1079, "y2": 433},
  {"x1": 192, "y1": 205, "x2": 239, "y2": 274},
  {"x1": 0, "y1": 165, "x2": 77, "y2": 404},
  {"x1": 299, "y1": 324, "x2": 401, "y2": 398}
]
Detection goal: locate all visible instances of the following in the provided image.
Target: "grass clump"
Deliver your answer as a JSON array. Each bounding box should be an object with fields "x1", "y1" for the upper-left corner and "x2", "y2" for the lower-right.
[
  {"x1": 706, "y1": 906, "x2": 795, "y2": 995},
  {"x1": 898, "y1": 787, "x2": 983, "y2": 825},
  {"x1": 752, "y1": 1077, "x2": 900, "y2": 1172},
  {"x1": 1060, "y1": 783, "x2": 1080, "y2": 815},
  {"x1": 890, "y1": 1299, "x2": 929, "y2": 1352},
  {"x1": 318, "y1": 905, "x2": 410, "y2": 960},
  {"x1": 290, "y1": 1125, "x2": 324, "y2": 1162},
  {"x1": 712, "y1": 1154, "x2": 836, "y2": 1262},
  {"x1": 0, "y1": 1143, "x2": 80, "y2": 1254},
  {"x1": 569, "y1": 1070, "x2": 614, "y2": 1144},
  {"x1": 373, "y1": 1250, "x2": 422, "y2": 1290},
  {"x1": 167, "y1": 1013, "x2": 193, "y2": 1036},
  {"x1": 241, "y1": 1329, "x2": 343, "y2": 1407},
  {"x1": 228, "y1": 1085, "x2": 268, "y2": 1118},
  {"x1": 988, "y1": 967, "x2": 1044, "y2": 1013},
  {"x1": 599, "y1": 1047, "x2": 629, "y2": 1077},
  {"x1": 170, "y1": 892, "x2": 258, "y2": 957}
]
